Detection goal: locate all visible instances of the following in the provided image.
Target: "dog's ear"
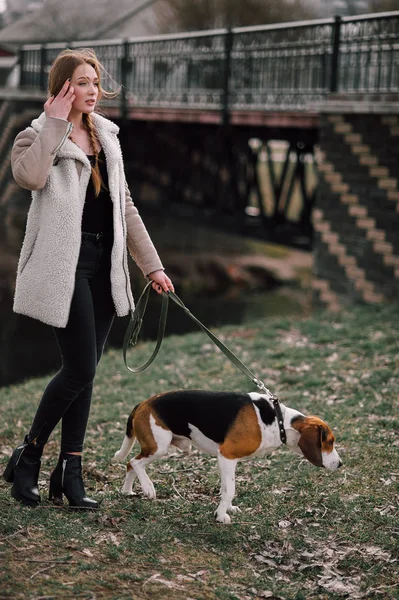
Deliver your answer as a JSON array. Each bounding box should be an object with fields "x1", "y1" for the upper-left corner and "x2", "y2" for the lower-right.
[
  {"x1": 298, "y1": 425, "x2": 323, "y2": 467},
  {"x1": 291, "y1": 417, "x2": 324, "y2": 467}
]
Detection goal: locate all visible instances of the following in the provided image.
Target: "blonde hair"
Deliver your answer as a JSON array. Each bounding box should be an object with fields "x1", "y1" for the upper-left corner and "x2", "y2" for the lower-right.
[{"x1": 48, "y1": 48, "x2": 118, "y2": 196}]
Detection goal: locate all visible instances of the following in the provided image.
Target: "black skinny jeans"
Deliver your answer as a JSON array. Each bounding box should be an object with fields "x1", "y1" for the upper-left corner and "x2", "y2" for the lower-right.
[{"x1": 30, "y1": 237, "x2": 115, "y2": 452}]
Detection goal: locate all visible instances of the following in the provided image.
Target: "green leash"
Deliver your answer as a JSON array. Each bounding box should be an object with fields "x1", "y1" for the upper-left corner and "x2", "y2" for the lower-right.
[
  {"x1": 123, "y1": 282, "x2": 286, "y2": 443},
  {"x1": 123, "y1": 280, "x2": 270, "y2": 386}
]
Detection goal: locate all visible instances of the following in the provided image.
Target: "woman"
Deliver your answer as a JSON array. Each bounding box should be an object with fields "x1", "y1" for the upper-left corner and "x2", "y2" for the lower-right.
[{"x1": 3, "y1": 48, "x2": 174, "y2": 509}]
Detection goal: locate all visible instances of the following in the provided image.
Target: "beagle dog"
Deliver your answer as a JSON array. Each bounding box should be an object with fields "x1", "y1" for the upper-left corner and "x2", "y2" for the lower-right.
[{"x1": 113, "y1": 390, "x2": 343, "y2": 523}]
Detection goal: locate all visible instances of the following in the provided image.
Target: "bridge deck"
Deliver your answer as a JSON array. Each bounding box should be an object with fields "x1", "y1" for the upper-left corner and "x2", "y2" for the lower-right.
[
  {"x1": 107, "y1": 105, "x2": 320, "y2": 129},
  {"x1": 0, "y1": 88, "x2": 319, "y2": 129}
]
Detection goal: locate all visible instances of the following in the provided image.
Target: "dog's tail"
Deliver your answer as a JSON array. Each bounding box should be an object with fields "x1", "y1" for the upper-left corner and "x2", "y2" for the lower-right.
[{"x1": 112, "y1": 404, "x2": 139, "y2": 462}]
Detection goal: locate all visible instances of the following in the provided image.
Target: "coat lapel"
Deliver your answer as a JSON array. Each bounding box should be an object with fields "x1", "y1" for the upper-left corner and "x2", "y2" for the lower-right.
[
  {"x1": 30, "y1": 112, "x2": 121, "y2": 169},
  {"x1": 91, "y1": 113, "x2": 121, "y2": 172},
  {"x1": 57, "y1": 140, "x2": 91, "y2": 166}
]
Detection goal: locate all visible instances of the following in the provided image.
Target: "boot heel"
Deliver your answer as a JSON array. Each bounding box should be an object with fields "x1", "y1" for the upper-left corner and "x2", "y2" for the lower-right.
[
  {"x1": 2, "y1": 443, "x2": 25, "y2": 483},
  {"x1": 3, "y1": 461, "x2": 15, "y2": 483},
  {"x1": 49, "y1": 479, "x2": 63, "y2": 506}
]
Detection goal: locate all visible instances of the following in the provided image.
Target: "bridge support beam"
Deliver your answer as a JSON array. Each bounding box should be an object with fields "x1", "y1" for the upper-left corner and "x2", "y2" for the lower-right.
[{"x1": 313, "y1": 93, "x2": 399, "y2": 311}]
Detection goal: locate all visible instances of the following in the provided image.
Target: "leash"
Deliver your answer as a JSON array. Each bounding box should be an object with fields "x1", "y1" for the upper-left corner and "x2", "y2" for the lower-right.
[{"x1": 123, "y1": 282, "x2": 287, "y2": 444}]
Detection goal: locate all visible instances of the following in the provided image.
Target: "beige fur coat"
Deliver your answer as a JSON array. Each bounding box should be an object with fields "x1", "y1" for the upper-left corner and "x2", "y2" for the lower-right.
[{"x1": 11, "y1": 112, "x2": 163, "y2": 327}]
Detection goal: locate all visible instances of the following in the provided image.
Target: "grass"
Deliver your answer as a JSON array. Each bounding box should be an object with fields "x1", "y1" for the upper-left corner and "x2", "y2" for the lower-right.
[{"x1": 0, "y1": 302, "x2": 398, "y2": 599}]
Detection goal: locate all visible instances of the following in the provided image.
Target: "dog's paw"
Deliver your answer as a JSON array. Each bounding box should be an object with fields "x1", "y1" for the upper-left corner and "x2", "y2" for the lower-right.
[
  {"x1": 112, "y1": 451, "x2": 124, "y2": 462},
  {"x1": 215, "y1": 511, "x2": 231, "y2": 524},
  {"x1": 227, "y1": 505, "x2": 241, "y2": 514},
  {"x1": 142, "y1": 483, "x2": 156, "y2": 500},
  {"x1": 121, "y1": 487, "x2": 134, "y2": 496},
  {"x1": 172, "y1": 438, "x2": 191, "y2": 452}
]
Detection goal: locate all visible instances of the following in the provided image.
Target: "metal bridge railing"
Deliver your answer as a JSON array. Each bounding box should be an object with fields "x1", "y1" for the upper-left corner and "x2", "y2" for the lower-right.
[{"x1": 18, "y1": 11, "x2": 399, "y2": 115}]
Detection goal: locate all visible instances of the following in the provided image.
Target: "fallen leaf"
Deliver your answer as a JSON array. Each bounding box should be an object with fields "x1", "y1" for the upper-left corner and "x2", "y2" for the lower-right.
[
  {"x1": 143, "y1": 573, "x2": 185, "y2": 590},
  {"x1": 278, "y1": 520, "x2": 292, "y2": 529},
  {"x1": 319, "y1": 577, "x2": 362, "y2": 598},
  {"x1": 253, "y1": 555, "x2": 277, "y2": 568},
  {"x1": 363, "y1": 546, "x2": 393, "y2": 561},
  {"x1": 109, "y1": 533, "x2": 120, "y2": 547}
]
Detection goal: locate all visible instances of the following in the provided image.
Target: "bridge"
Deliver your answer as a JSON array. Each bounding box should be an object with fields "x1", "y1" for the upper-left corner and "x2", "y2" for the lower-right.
[
  {"x1": 0, "y1": 10, "x2": 398, "y2": 310},
  {"x1": 18, "y1": 12, "x2": 399, "y2": 115}
]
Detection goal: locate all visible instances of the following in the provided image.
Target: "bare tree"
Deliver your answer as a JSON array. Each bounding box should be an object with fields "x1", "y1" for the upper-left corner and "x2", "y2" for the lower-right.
[
  {"x1": 368, "y1": 0, "x2": 399, "y2": 11},
  {"x1": 329, "y1": 0, "x2": 399, "y2": 15},
  {"x1": 18, "y1": 0, "x2": 114, "y2": 42},
  {"x1": 154, "y1": 0, "x2": 318, "y2": 33}
]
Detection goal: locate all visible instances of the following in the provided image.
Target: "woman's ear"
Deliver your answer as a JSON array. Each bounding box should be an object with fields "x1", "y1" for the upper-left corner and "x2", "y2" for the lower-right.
[{"x1": 298, "y1": 425, "x2": 323, "y2": 467}]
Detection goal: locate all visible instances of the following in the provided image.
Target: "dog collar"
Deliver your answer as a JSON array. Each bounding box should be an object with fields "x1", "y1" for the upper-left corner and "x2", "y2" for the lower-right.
[
  {"x1": 272, "y1": 396, "x2": 287, "y2": 444},
  {"x1": 253, "y1": 379, "x2": 287, "y2": 445}
]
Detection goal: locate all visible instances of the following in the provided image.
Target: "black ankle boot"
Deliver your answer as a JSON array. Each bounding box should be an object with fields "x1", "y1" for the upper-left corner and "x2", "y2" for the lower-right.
[
  {"x1": 3, "y1": 435, "x2": 43, "y2": 507},
  {"x1": 49, "y1": 453, "x2": 99, "y2": 509}
]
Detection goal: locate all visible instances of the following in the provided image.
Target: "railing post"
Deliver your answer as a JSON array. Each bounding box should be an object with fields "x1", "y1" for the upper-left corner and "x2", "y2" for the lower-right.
[
  {"x1": 330, "y1": 15, "x2": 342, "y2": 93},
  {"x1": 18, "y1": 47, "x2": 25, "y2": 88},
  {"x1": 120, "y1": 39, "x2": 129, "y2": 121},
  {"x1": 39, "y1": 45, "x2": 47, "y2": 91},
  {"x1": 222, "y1": 27, "x2": 233, "y2": 127},
  {"x1": 220, "y1": 27, "x2": 239, "y2": 218}
]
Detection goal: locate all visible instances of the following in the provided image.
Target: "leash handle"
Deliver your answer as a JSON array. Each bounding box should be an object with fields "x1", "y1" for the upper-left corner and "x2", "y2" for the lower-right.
[{"x1": 123, "y1": 282, "x2": 169, "y2": 373}]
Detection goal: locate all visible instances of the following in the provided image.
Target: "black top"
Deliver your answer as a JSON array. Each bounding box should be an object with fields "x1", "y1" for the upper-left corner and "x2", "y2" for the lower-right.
[{"x1": 81, "y1": 148, "x2": 114, "y2": 240}]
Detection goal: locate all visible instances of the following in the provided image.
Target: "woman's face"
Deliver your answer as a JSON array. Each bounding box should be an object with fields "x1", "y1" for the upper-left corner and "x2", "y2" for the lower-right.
[{"x1": 70, "y1": 63, "x2": 99, "y2": 114}]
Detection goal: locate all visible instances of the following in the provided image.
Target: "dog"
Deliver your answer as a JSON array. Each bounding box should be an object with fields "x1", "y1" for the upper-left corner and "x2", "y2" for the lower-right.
[{"x1": 113, "y1": 390, "x2": 343, "y2": 523}]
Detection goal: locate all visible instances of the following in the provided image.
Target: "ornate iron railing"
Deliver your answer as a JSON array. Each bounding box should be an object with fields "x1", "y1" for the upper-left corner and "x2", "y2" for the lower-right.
[
  {"x1": 18, "y1": 11, "x2": 399, "y2": 114},
  {"x1": 338, "y1": 12, "x2": 399, "y2": 92}
]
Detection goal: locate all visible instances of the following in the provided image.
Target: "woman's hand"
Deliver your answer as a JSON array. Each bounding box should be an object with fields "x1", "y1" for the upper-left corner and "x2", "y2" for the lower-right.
[
  {"x1": 148, "y1": 270, "x2": 174, "y2": 295},
  {"x1": 44, "y1": 79, "x2": 75, "y2": 120}
]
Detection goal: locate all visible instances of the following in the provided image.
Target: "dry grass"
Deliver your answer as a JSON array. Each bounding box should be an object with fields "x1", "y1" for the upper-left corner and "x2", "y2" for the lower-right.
[{"x1": 0, "y1": 303, "x2": 398, "y2": 599}]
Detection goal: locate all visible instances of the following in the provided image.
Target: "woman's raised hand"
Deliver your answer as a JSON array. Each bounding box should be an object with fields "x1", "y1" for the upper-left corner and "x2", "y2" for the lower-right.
[{"x1": 44, "y1": 79, "x2": 75, "y2": 120}]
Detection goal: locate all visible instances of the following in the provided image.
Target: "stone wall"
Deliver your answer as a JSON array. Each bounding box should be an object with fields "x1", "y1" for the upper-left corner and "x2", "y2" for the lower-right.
[{"x1": 313, "y1": 94, "x2": 399, "y2": 310}]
